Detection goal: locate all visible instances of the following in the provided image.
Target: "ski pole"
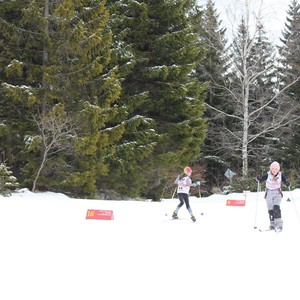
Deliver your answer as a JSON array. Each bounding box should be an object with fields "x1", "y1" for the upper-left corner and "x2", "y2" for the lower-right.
[
  {"x1": 172, "y1": 187, "x2": 177, "y2": 199},
  {"x1": 253, "y1": 182, "x2": 261, "y2": 229},
  {"x1": 160, "y1": 183, "x2": 171, "y2": 200},
  {"x1": 288, "y1": 187, "x2": 300, "y2": 226},
  {"x1": 160, "y1": 186, "x2": 166, "y2": 200}
]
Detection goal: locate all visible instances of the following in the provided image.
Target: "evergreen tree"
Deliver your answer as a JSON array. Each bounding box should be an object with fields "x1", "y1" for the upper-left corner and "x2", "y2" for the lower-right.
[
  {"x1": 1, "y1": 0, "x2": 208, "y2": 199},
  {"x1": 0, "y1": 0, "x2": 124, "y2": 196},
  {"x1": 0, "y1": 163, "x2": 19, "y2": 196},
  {"x1": 110, "y1": 0, "x2": 207, "y2": 200},
  {"x1": 101, "y1": 0, "x2": 159, "y2": 197},
  {"x1": 277, "y1": 0, "x2": 300, "y2": 184},
  {"x1": 0, "y1": 0, "x2": 37, "y2": 175},
  {"x1": 195, "y1": 0, "x2": 230, "y2": 188},
  {"x1": 279, "y1": 0, "x2": 300, "y2": 96}
]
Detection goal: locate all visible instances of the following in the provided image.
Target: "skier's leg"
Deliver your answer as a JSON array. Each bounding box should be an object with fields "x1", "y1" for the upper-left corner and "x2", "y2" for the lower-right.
[
  {"x1": 273, "y1": 204, "x2": 283, "y2": 229},
  {"x1": 183, "y1": 194, "x2": 196, "y2": 222},
  {"x1": 273, "y1": 192, "x2": 283, "y2": 230},
  {"x1": 266, "y1": 190, "x2": 275, "y2": 229},
  {"x1": 268, "y1": 209, "x2": 275, "y2": 229},
  {"x1": 177, "y1": 194, "x2": 184, "y2": 209},
  {"x1": 172, "y1": 194, "x2": 184, "y2": 218}
]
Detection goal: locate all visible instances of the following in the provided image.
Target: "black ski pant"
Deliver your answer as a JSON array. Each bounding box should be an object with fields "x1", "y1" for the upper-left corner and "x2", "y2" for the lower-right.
[{"x1": 177, "y1": 193, "x2": 191, "y2": 210}]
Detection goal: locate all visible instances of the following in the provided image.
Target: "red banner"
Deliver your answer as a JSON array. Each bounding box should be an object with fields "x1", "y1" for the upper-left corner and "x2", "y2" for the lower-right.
[
  {"x1": 226, "y1": 200, "x2": 246, "y2": 206},
  {"x1": 86, "y1": 209, "x2": 114, "y2": 220}
]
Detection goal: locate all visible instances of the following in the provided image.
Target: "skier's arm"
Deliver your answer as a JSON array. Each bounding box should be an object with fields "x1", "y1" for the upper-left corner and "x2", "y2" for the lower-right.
[
  {"x1": 281, "y1": 174, "x2": 291, "y2": 188},
  {"x1": 192, "y1": 181, "x2": 200, "y2": 187},
  {"x1": 184, "y1": 177, "x2": 200, "y2": 188},
  {"x1": 256, "y1": 174, "x2": 268, "y2": 183}
]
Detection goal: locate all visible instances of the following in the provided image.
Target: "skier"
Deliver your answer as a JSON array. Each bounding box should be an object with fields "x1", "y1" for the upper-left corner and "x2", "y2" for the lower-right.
[
  {"x1": 172, "y1": 166, "x2": 200, "y2": 222},
  {"x1": 256, "y1": 161, "x2": 290, "y2": 232}
]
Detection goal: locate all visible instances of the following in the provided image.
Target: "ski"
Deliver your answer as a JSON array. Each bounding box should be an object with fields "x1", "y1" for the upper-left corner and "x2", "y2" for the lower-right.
[
  {"x1": 258, "y1": 228, "x2": 274, "y2": 232},
  {"x1": 165, "y1": 212, "x2": 204, "y2": 218},
  {"x1": 258, "y1": 227, "x2": 282, "y2": 233},
  {"x1": 165, "y1": 217, "x2": 197, "y2": 223},
  {"x1": 164, "y1": 212, "x2": 203, "y2": 223}
]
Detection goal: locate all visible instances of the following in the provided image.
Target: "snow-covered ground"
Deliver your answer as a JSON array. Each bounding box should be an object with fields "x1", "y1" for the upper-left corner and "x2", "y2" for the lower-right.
[{"x1": 1, "y1": 188, "x2": 300, "y2": 300}]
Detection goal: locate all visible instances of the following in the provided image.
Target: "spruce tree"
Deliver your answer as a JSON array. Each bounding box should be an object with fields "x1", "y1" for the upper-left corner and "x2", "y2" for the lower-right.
[
  {"x1": 279, "y1": 0, "x2": 300, "y2": 97},
  {"x1": 0, "y1": 163, "x2": 19, "y2": 196},
  {"x1": 100, "y1": 0, "x2": 159, "y2": 197},
  {"x1": 110, "y1": 0, "x2": 207, "y2": 200},
  {"x1": 277, "y1": 0, "x2": 300, "y2": 183},
  {"x1": 195, "y1": 0, "x2": 230, "y2": 187},
  {"x1": 0, "y1": 0, "x2": 42, "y2": 180},
  {"x1": 0, "y1": 0, "x2": 124, "y2": 196}
]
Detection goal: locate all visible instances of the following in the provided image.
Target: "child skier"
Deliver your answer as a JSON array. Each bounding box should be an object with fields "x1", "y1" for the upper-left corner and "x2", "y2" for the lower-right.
[
  {"x1": 256, "y1": 161, "x2": 290, "y2": 232},
  {"x1": 172, "y1": 166, "x2": 200, "y2": 222}
]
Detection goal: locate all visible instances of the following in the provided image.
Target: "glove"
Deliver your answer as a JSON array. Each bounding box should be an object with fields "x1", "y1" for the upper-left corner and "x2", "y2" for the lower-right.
[{"x1": 193, "y1": 181, "x2": 200, "y2": 187}]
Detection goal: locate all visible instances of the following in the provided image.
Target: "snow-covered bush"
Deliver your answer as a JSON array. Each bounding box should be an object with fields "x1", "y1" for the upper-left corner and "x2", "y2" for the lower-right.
[{"x1": 0, "y1": 163, "x2": 19, "y2": 196}]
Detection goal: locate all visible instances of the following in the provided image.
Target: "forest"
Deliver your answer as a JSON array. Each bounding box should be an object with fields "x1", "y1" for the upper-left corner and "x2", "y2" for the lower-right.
[{"x1": 0, "y1": 0, "x2": 300, "y2": 200}]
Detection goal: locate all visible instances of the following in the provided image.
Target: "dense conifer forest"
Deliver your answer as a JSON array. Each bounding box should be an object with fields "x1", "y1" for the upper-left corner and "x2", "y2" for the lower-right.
[{"x1": 0, "y1": 0, "x2": 299, "y2": 199}]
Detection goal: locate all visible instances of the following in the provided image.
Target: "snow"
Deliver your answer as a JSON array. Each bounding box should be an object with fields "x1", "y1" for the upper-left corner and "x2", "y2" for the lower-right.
[{"x1": 1, "y1": 188, "x2": 300, "y2": 300}]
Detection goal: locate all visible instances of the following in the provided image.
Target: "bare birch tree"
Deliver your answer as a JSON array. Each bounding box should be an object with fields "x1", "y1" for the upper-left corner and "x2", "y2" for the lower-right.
[
  {"x1": 28, "y1": 104, "x2": 75, "y2": 192},
  {"x1": 205, "y1": 0, "x2": 300, "y2": 178}
]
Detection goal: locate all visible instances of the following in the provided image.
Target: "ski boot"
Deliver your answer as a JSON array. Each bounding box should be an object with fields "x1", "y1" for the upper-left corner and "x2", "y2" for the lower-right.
[
  {"x1": 191, "y1": 215, "x2": 196, "y2": 222},
  {"x1": 269, "y1": 225, "x2": 275, "y2": 230},
  {"x1": 172, "y1": 211, "x2": 178, "y2": 219}
]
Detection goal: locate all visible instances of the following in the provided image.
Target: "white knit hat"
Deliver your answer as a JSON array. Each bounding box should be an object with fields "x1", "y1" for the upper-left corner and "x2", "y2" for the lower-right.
[{"x1": 270, "y1": 161, "x2": 280, "y2": 171}]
